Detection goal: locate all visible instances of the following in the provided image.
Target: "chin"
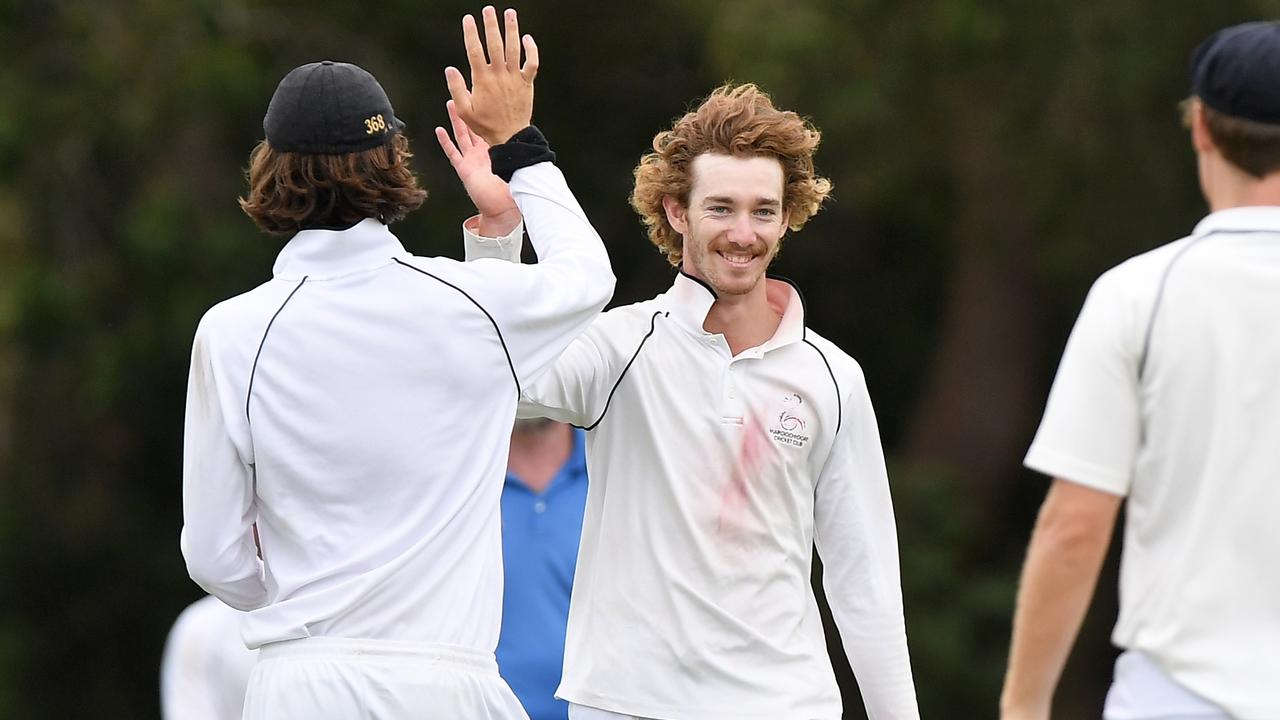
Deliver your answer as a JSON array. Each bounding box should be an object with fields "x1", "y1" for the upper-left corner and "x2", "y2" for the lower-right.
[{"x1": 708, "y1": 273, "x2": 762, "y2": 297}]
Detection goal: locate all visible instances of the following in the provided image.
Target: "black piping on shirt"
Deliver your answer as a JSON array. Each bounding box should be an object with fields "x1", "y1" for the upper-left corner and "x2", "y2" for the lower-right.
[
  {"x1": 578, "y1": 311, "x2": 665, "y2": 432},
  {"x1": 1138, "y1": 228, "x2": 1271, "y2": 381},
  {"x1": 393, "y1": 258, "x2": 520, "y2": 397},
  {"x1": 678, "y1": 269, "x2": 717, "y2": 298},
  {"x1": 1138, "y1": 234, "x2": 1209, "y2": 381},
  {"x1": 802, "y1": 338, "x2": 843, "y2": 436},
  {"x1": 246, "y1": 276, "x2": 309, "y2": 423}
]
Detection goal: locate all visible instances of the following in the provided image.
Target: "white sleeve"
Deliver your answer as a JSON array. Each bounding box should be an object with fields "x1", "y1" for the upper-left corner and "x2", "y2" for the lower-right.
[
  {"x1": 813, "y1": 374, "x2": 920, "y2": 720},
  {"x1": 450, "y1": 162, "x2": 615, "y2": 390},
  {"x1": 1024, "y1": 271, "x2": 1142, "y2": 495},
  {"x1": 180, "y1": 321, "x2": 268, "y2": 610},
  {"x1": 457, "y1": 186, "x2": 617, "y2": 426},
  {"x1": 515, "y1": 326, "x2": 613, "y2": 426}
]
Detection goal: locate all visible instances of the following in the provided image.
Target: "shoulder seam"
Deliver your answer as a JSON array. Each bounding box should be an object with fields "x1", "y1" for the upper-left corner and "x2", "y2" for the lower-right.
[
  {"x1": 246, "y1": 277, "x2": 309, "y2": 423},
  {"x1": 802, "y1": 337, "x2": 843, "y2": 435},
  {"x1": 578, "y1": 311, "x2": 665, "y2": 432},
  {"x1": 1138, "y1": 234, "x2": 1210, "y2": 381},
  {"x1": 393, "y1": 258, "x2": 521, "y2": 397}
]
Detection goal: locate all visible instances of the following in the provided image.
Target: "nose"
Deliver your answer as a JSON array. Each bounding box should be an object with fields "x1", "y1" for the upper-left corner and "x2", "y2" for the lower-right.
[{"x1": 726, "y1": 213, "x2": 754, "y2": 245}]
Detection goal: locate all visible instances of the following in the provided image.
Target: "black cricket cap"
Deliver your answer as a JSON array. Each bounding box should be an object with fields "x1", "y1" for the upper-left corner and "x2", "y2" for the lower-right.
[
  {"x1": 1190, "y1": 21, "x2": 1280, "y2": 125},
  {"x1": 263, "y1": 60, "x2": 407, "y2": 154}
]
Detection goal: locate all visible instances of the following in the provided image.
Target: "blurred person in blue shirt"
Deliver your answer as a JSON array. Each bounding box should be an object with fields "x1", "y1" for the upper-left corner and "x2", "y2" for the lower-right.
[{"x1": 498, "y1": 419, "x2": 588, "y2": 720}]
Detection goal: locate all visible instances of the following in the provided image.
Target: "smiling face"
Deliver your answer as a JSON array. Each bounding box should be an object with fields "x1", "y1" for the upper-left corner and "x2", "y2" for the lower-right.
[{"x1": 664, "y1": 153, "x2": 790, "y2": 297}]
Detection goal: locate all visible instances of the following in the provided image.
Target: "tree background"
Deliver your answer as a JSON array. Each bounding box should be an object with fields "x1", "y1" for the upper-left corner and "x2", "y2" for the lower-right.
[{"x1": 1, "y1": 0, "x2": 1275, "y2": 716}]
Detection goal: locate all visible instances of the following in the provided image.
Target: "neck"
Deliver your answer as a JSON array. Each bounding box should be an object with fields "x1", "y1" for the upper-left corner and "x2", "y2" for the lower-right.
[
  {"x1": 702, "y1": 279, "x2": 782, "y2": 355},
  {"x1": 1203, "y1": 156, "x2": 1280, "y2": 211},
  {"x1": 507, "y1": 421, "x2": 573, "y2": 494}
]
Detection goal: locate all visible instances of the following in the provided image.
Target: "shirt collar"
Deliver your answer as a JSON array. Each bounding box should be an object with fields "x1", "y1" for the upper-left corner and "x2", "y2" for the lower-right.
[
  {"x1": 273, "y1": 218, "x2": 411, "y2": 280},
  {"x1": 663, "y1": 271, "x2": 807, "y2": 350},
  {"x1": 1192, "y1": 206, "x2": 1280, "y2": 237}
]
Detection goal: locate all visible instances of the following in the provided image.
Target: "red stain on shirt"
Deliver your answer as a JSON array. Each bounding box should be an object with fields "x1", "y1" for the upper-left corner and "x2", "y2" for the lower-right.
[{"x1": 716, "y1": 412, "x2": 772, "y2": 537}]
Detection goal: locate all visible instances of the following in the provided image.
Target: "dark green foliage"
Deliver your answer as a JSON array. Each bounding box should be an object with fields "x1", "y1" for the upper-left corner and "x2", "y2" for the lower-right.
[{"x1": 3, "y1": 0, "x2": 1278, "y2": 716}]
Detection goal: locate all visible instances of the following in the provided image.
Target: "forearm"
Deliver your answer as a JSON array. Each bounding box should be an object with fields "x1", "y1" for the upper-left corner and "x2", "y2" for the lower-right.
[
  {"x1": 476, "y1": 206, "x2": 521, "y2": 238},
  {"x1": 1001, "y1": 480, "x2": 1119, "y2": 720}
]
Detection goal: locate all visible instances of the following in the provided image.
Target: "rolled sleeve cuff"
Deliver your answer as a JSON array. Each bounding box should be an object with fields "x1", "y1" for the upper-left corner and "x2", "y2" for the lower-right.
[{"x1": 462, "y1": 217, "x2": 525, "y2": 262}]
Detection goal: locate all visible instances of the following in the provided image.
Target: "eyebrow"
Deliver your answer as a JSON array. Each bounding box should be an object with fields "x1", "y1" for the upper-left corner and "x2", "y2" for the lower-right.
[{"x1": 701, "y1": 196, "x2": 782, "y2": 207}]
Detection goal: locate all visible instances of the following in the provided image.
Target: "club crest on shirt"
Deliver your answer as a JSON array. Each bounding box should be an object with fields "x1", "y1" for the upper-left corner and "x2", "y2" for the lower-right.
[{"x1": 768, "y1": 393, "x2": 811, "y2": 448}]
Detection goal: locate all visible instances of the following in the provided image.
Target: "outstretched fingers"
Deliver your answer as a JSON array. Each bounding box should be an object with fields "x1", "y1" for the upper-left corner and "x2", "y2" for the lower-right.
[
  {"x1": 503, "y1": 8, "x2": 521, "y2": 70},
  {"x1": 446, "y1": 99, "x2": 473, "y2": 154},
  {"x1": 435, "y1": 126, "x2": 463, "y2": 168},
  {"x1": 467, "y1": 121, "x2": 488, "y2": 151},
  {"x1": 462, "y1": 13, "x2": 488, "y2": 72},
  {"x1": 444, "y1": 66, "x2": 474, "y2": 118},
  {"x1": 481, "y1": 5, "x2": 504, "y2": 66},
  {"x1": 520, "y1": 34, "x2": 539, "y2": 83}
]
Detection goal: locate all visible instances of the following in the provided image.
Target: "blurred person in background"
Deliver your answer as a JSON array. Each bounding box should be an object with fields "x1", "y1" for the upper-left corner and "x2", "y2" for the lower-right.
[
  {"x1": 1001, "y1": 21, "x2": 1280, "y2": 720},
  {"x1": 497, "y1": 419, "x2": 588, "y2": 720},
  {"x1": 465, "y1": 83, "x2": 919, "y2": 720},
  {"x1": 180, "y1": 8, "x2": 613, "y2": 718},
  {"x1": 160, "y1": 595, "x2": 257, "y2": 720}
]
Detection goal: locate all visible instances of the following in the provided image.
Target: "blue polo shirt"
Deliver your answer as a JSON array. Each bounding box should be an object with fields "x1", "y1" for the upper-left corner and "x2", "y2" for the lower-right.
[{"x1": 496, "y1": 429, "x2": 588, "y2": 720}]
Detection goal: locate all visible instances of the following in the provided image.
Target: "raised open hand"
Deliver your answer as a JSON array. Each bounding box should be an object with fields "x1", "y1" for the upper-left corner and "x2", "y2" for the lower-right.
[
  {"x1": 435, "y1": 98, "x2": 519, "y2": 235},
  {"x1": 445, "y1": 6, "x2": 539, "y2": 147}
]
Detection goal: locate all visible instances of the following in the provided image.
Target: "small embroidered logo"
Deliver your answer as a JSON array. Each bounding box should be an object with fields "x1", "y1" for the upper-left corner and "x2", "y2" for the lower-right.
[{"x1": 769, "y1": 393, "x2": 811, "y2": 448}]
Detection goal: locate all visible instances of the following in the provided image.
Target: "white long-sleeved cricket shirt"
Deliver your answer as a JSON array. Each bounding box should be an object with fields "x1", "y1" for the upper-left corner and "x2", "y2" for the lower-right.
[
  {"x1": 181, "y1": 161, "x2": 614, "y2": 652},
  {"x1": 467, "y1": 231, "x2": 918, "y2": 720}
]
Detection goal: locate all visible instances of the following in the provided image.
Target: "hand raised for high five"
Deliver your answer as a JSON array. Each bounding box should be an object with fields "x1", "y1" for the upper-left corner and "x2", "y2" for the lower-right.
[
  {"x1": 445, "y1": 6, "x2": 539, "y2": 147},
  {"x1": 435, "y1": 99, "x2": 520, "y2": 237}
]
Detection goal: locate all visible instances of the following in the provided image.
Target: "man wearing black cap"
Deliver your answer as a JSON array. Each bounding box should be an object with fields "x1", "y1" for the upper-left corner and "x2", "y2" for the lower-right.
[
  {"x1": 1001, "y1": 21, "x2": 1280, "y2": 720},
  {"x1": 181, "y1": 7, "x2": 613, "y2": 718}
]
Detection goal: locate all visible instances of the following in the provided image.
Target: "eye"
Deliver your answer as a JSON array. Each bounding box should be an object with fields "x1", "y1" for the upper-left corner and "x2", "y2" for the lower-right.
[
  {"x1": 754, "y1": 208, "x2": 778, "y2": 217},
  {"x1": 708, "y1": 206, "x2": 730, "y2": 214}
]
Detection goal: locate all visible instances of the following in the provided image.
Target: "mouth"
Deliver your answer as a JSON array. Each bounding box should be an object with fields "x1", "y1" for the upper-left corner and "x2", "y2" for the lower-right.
[{"x1": 718, "y1": 251, "x2": 758, "y2": 268}]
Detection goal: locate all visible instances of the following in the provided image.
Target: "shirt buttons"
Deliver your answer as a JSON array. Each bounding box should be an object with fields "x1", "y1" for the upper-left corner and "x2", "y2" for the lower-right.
[{"x1": 534, "y1": 500, "x2": 547, "y2": 514}]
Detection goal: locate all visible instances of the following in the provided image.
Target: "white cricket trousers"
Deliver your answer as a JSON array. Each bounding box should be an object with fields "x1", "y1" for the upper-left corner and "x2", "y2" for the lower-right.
[
  {"x1": 568, "y1": 704, "x2": 653, "y2": 720},
  {"x1": 242, "y1": 637, "x2": 530, "y2": 719}
]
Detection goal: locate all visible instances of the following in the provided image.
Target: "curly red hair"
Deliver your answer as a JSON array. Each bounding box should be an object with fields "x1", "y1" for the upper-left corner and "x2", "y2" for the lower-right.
[{"x1": 631, "y1": 84, "x2": 832, "y2": 265}]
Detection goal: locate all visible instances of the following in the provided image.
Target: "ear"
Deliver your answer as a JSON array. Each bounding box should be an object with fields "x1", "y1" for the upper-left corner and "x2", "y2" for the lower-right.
[
  {"x1": 1190, "y1": 101, "x2": 1215, "y2": 155},
  {"x1": 662, "y1": 194, "x2": 689, "y2": 235}
]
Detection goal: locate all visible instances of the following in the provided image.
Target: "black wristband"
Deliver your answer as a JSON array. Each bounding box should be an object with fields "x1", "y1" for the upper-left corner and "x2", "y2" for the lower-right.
[{"x1": 489, "y1": 125, "x2": 556, "y2": 182}]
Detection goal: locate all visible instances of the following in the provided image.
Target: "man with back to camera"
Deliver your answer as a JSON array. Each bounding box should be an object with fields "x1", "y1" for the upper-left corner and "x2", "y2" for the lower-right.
[
  {"x1": 464, "y1": 84, "x2": 920, "y2": 720},
  {"x1": 180, "y1": 7, "x2": 614, "y2": 718},
  {"x1": 1000, "y1": 21, "x2": 1280, "y2": 720},
  {"x1": 496, "y1": 419, "x2": 589, "y2": 720}
]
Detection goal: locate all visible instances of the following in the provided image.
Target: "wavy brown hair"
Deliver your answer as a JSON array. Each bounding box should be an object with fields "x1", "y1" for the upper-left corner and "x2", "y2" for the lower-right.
[
  {"x1": 239, "y1": 133, "x2": 428, "y2": 236},
  {"x1": 631, "y1": 84, "x2": 832, "y2": 266}
]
